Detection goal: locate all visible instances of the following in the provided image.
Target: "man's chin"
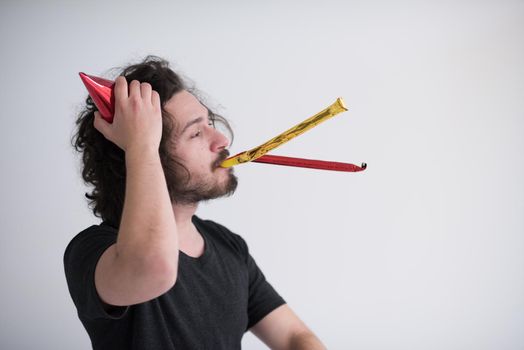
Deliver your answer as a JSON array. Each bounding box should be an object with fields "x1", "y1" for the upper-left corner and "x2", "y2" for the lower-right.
[
  {"x1": 169, "y1": 170, "x2": 238, "y2": 204},
  {"x1": 217, "y1": 167, "x2": 236, "y2": 186},
  {"x1": 219, "y1": 172, "x2": 238, "y2": 197}
]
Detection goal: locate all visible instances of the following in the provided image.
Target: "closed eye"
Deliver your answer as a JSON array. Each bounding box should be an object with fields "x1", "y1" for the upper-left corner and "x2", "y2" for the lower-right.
[
  {"x1": 190, "y1": 130, "x2": 202, "y2": 138},
  {"x1": 189, "y1": 116, "x2": 215, "y2": 139}
]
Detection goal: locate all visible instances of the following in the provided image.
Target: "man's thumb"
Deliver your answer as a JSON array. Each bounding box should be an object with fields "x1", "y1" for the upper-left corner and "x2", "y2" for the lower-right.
[{"x1": 93, "y1": 111, "x2": 111, "y2": 138}]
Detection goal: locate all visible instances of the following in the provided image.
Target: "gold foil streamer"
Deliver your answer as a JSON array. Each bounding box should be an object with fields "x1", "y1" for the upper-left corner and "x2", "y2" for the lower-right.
[{"x1": 220, "y1": 98, "x2": 348, "y2": 168}]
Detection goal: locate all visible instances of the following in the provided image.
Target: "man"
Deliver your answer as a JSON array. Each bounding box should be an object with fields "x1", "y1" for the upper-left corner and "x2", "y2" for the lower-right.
[{"x1": 65, "y1": 56, "x2": 326, "y2": 349}]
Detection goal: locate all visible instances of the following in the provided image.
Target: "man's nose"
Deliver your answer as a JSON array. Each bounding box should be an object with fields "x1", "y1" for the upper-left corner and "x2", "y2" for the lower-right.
[{"x1": 210, "y1": 128, "x2": 230, "y2": 152}]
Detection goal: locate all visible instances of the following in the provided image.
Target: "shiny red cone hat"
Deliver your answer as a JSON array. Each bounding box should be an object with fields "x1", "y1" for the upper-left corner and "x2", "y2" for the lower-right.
[{"x1": 79, "y1": 72, "x2": 115, "y2": 123}]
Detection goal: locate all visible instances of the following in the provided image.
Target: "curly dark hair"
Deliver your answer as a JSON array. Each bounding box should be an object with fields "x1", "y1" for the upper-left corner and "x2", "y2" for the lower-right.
[{"x1": 71, "y1": 56, "x2": 233, "y2": 228}]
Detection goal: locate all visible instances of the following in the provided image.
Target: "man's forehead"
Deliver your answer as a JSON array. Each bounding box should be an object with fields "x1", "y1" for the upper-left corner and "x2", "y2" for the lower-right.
[{"x1": 165, "y1": 90, "x2": 207, "y2": 122}]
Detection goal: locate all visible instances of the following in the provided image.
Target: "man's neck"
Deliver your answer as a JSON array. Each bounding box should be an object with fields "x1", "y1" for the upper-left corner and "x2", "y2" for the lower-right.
[{"x1": 172, "y1": 202, "x2": 199, "y2": 238}]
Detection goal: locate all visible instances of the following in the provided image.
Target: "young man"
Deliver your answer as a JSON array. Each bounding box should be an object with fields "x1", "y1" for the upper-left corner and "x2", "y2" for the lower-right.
[{"x1": 64, "y1": 56, "x2": 326, "y2": 349}]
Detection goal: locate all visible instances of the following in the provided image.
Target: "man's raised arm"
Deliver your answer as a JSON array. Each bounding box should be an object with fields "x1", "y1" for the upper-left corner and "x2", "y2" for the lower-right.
[{"x1": 92, "y1": 76, "x2": 179, "y2": 307}]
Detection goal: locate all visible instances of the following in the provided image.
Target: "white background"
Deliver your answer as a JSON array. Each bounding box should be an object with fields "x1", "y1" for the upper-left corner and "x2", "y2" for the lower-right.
[{"x1": 0, "y1": 0, "x2": 523, "y2": 349}]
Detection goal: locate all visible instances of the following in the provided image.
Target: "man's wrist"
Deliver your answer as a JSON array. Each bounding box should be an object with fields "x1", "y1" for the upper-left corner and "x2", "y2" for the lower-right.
[{"x1": 125, "y1": 145, "x2": 160, "y2": 164}]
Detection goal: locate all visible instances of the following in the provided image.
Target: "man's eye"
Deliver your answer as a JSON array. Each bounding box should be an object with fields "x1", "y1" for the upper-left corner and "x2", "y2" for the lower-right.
[
  {"x1": 208, "y1": 120, "x2": 215, "y2": 128},
  {"x1": 191, "y1": 130, "x2": 202, "y2": 138}
]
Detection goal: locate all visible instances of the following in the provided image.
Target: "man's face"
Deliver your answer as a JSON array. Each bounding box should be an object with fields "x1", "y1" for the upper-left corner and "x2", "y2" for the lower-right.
[{"x1": 163, "y1": 90, "x2": 237, "y2": 204}]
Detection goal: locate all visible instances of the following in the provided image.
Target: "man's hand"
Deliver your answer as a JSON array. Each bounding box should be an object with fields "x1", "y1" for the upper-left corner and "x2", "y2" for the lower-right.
[{"x1": 93, "y1": 76, "x2": 162, "y2": 153}]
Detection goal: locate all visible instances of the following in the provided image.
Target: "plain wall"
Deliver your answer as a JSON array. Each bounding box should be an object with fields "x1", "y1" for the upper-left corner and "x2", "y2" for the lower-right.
[{"x1": 0, "y1": 0, "x2": 523, "y2": 349}]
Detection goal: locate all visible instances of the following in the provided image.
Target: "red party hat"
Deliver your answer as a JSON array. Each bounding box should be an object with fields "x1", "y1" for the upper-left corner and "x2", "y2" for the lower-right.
[{"x1": 79, "y1": 72, "x2": 115, "y2": 123}]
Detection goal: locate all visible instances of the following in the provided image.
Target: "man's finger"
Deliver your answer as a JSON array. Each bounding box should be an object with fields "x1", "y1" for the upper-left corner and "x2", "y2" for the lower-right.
[
  {"x1": 129, "y1": 80, "x2": 141, "y2": 100},
  {"x1": 151, "y1": 90, "x2": 160, "y2": 109},
  {"x1": 114, "y1": 76, "x2": 128, "y2": 101},
  {"x1": 93, "y1": 111, "x2": 111, "y2": 137},
  {"x1": 140, "y1": 82, "x2": 152, "y2": 101}
]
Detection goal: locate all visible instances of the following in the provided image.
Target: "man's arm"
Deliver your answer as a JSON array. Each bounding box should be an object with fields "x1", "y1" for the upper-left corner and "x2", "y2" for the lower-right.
[
  {"x1": 93, "y1": 78, "x2": 179, "y2": 307},
  {"x1": 249, "y1": 304, "x2": 327, "y2": 350},
  {"x1": 289, "y1": 331, "x2": 327, "y2": 350}
]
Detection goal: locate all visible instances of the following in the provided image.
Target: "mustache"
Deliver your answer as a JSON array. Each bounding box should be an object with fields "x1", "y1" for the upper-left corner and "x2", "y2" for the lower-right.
[{"x1": 212, "y1": 149, "x2": 231, "y2": 169}]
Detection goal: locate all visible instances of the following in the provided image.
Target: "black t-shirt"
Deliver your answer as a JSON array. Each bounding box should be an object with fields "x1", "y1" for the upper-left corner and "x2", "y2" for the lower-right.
[{"x1": 63, "y1": 215, "x2": 286, "y2": 349}]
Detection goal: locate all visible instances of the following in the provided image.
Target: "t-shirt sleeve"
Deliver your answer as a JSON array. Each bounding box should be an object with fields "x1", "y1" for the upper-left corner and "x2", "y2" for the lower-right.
[
  {"x1": 63, "y1": 225, "x2": 129, "y2": 321},
  {"x1": 243, "y1": 240, "x2": 286, "y2": 330}
]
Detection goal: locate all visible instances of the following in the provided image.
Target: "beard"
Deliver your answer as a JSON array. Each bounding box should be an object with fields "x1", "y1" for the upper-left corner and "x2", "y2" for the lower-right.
[{"x1": 163, "y1": 149, "x2": 238, "y2": 205}]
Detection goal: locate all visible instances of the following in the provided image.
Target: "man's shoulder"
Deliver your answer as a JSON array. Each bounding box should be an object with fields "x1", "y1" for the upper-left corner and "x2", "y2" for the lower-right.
[{"x1": 63, "y1": 222, "x2": 117, "y2": 261}]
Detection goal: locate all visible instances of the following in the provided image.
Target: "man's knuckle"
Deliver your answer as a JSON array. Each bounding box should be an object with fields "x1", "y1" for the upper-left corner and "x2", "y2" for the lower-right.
[{"x1": 130, "y1": 97, "x2": 141, "y2": 109}]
